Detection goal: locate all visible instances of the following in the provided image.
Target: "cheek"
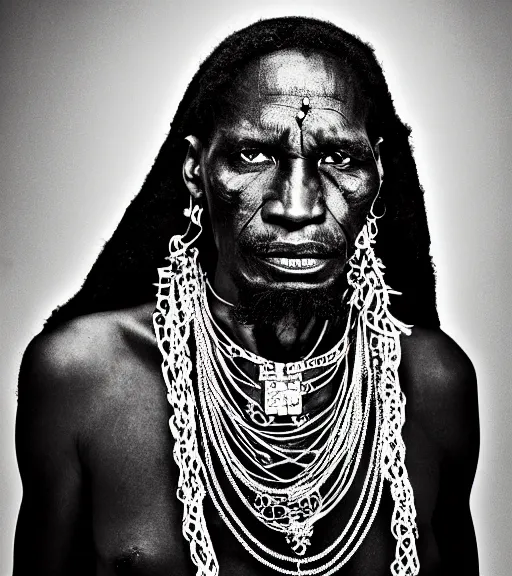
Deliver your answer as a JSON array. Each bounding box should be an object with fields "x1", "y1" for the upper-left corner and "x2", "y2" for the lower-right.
[
  {"x1": 323, "y1": 169, "x2": 380, "y2": 236},
  {"x1": 205, "y1": 164, "x2": 273, "y2": 245}
]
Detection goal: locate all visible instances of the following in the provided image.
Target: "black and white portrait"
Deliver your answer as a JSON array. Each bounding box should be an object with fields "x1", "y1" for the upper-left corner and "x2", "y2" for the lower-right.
[{"x1": 1, "y1": 2, "x2": 511, "y2": 575}]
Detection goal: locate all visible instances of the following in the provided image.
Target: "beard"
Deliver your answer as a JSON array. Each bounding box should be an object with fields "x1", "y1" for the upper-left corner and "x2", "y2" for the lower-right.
[
  {"x1": 231, "y1": 226, "x2": 350, "y2": 330},
  {"x1": 232, "y1": 280, "x2": 348, "y2": 329}
]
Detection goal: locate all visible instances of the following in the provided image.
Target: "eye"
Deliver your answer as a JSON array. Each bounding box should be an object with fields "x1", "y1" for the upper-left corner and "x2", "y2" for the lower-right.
[
  {"x1": 320, "y1": 152, "x2": 352, "y2": 168},
  {"x1": 240, "y1": 150, "x2": 275, "y2": 164}
]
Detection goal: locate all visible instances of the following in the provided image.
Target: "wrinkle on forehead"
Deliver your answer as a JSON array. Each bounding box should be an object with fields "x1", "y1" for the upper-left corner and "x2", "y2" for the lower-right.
[
  {"x1": 257, "y1": 50, "x2": 357, "y2": 103},
  {"x1": 215, "y1": 49, "x2": 368, "y2": 152}
]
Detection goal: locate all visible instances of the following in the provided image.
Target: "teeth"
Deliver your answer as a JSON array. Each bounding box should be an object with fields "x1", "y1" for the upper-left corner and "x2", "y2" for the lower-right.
[{"x1": 266, "y1": 257, "x2": 320, "y2": 269}]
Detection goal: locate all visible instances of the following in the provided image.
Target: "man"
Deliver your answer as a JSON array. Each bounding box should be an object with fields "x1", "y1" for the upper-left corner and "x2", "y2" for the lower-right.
[{"x1": 14, "y1": 17, "x2": 479, "y2": 576}]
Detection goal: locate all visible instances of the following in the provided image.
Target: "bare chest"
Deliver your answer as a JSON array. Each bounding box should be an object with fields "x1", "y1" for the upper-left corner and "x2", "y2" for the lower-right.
[{"x1": 85, "y1": 367, "x2": 441, "y2": 576}]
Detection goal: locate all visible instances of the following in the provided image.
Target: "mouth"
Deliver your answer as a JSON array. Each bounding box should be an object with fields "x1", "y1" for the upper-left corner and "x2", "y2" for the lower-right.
[
  {"x1": 260, "y1": 256, "x2": 328, "y2": 272},
  {"x1": 254, "y1": 242, "x2": 338, "y2": 275}
]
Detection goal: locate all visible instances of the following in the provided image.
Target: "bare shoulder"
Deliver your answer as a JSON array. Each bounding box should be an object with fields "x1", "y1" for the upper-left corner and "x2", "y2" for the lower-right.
[
  {"x1": 399, "y1": 326, "x2": 479, "y2": 459},
  {"x1": 21, "y1": 303, "x2": 155, "y2": 383},
  {"x1": 15, "y1": 304, "x2": 163, "y2": 572},
  {"x1": 17, "y1": 303, "x2": 157, "y2": 438}
]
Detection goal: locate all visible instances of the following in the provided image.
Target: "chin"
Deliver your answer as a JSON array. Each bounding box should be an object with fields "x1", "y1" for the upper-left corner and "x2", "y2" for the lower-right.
[{"x1": 231, "y1": 273, "x2": 348, "y2": 327}]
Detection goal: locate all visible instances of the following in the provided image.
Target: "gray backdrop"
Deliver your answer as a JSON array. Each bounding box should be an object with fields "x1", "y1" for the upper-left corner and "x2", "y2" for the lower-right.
[{"x1": 1, "y1": 1, "x2": 511, "y2": 574}]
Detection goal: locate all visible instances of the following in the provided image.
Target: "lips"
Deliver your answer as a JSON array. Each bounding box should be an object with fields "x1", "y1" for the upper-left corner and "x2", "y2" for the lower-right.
[
  {"x1": 264, "y1": 256, "x2": 324, "y2": 270},
  {"x1": 254, "y1": 242, "x2": 337, "y2": 274}
]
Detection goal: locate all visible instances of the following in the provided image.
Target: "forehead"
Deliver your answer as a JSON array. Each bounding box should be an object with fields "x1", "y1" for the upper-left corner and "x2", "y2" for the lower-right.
[
  {"x1": 257, "y1": 49, "x2": 358, "y2": 103},
  {"x1": 214, "y1": 49, "x2": 367, "y2": 141}
]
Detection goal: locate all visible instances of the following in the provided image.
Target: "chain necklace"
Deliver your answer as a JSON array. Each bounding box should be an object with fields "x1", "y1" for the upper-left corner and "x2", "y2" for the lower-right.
[
  {"x1": 201, "y1": 286, "x2": 351, "y2": 424},
  {"x1": 153, "y1": 211, "x2": 420, "y2": 576},
  {"x1": 192, "y1": 279, "x2": 383, "y2": 568}
]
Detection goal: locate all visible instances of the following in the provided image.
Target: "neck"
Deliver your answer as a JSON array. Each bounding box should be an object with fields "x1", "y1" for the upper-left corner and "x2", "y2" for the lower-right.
[{"x1": 208, "y1": 291, "x2": 330, "y2": 362}]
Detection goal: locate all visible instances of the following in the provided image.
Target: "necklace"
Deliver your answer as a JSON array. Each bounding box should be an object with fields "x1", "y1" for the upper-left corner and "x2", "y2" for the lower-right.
[
  {"x1": 202, "y1": 289, "x2": 350, "y2": 421},
  {"x1": 153, "y1": 213, "x2": 420, "y2": 576},
  {"x1": 193, "y1": 285, "x2": 382, "y2": 569}
]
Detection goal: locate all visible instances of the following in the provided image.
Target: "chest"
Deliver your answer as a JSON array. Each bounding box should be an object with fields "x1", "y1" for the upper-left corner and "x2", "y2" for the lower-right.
[{"x1": 86, "y1": 370, "x2": 441, "y2": 576}]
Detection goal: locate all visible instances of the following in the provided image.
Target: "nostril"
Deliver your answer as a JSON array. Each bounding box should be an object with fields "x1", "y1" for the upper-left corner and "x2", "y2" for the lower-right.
[{"x1": 261, "y1": 195, "x2": 325, "y2": 229}]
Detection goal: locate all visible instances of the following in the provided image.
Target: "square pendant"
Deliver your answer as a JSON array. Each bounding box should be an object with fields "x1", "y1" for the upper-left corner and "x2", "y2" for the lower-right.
[{"x1": 263, "y1": 379, "x2": 302, "y2": 416}]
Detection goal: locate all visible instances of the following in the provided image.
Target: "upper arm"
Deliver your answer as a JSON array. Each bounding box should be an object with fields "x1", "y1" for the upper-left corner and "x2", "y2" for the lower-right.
[
  {"x1": 432, "y1": 344, "x2": 479, "y2": 575},
  {"x1": 402, "y1": 328, "x2": 480, "y2": 574},
  {"x1": 14, "y1": 330, "x2": 95, "y2": 575}
]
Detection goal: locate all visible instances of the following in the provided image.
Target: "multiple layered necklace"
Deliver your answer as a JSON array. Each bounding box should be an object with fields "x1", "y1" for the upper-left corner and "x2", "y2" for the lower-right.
[
  {"x1": 195, "y1": 286, "x2": 382, "y2": 573},
  {"x1": 153, "y1": 212, "x2": 420, "y2": 576}
]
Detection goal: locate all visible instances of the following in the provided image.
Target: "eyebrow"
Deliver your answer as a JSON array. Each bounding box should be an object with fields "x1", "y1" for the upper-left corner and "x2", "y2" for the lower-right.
[
  {"x1": 218, "y1": 127, "x2": 373, "y2": 160},
  {"x1": 219, "y1": 129, "x2": 292, "y2": 150},
  {"x1": 317, "y1": 136, "x2": 373, "y2": 160}
]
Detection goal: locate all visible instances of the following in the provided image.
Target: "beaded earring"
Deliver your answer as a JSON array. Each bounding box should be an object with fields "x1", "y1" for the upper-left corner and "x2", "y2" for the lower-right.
[
  {"x1": 346, "y1": 207, "x2": 419, "y2": 576},
  {"x1": 153, "y1": 198, "x2": 219, "y2": 576}
]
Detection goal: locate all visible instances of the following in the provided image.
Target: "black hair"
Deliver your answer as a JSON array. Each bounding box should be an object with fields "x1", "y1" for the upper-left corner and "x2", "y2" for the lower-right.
[{"x1": 43, "y1": 16, "x2": 439, "y2": 332}]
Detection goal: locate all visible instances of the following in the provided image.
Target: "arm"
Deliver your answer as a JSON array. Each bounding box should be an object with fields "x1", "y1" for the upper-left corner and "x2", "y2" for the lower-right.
[
  {"x1": 403, "y1": 328, "x2": 480, "y2": 575},
  {"x1": 431, "y1": 342, "x2": 480, "y2": 575},
  {"x1": 14, "y1": 332, "x2": 95, "y2": 575}
]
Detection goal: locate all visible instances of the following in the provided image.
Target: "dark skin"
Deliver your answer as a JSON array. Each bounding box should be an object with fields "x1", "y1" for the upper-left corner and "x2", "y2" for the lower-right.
[
  {"x1": 14, "y1": 50, "x2": 479, "y2": 575},
  {"x1": 190, "y1": 50, "x2": 383, "y2": 355}
]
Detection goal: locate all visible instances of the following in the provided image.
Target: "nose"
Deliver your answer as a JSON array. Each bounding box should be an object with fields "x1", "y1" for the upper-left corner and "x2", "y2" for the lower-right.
[{"x1": 261, "y1": 158, "x2": 325, "y2": 229}]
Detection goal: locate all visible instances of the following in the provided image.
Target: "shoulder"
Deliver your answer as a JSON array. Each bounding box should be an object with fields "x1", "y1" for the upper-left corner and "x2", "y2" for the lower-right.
[
  {"x1": 400, "y1": 326, "x2": 477, "y2": 401},
  {"x1": 399, "y1": 326, "x2": 479, "y2": 460},
  {"x1": 18, "y1": 303, "x2": 157, "y2": 430},
  {"x1": 21, "y1": 303, "x2": 155, "y2": 381}
]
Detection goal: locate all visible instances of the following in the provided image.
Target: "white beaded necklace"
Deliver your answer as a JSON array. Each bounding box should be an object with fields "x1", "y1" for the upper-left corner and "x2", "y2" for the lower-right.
[{"x1": 153, "y1": 211, "x2": 420, "y2": 576}]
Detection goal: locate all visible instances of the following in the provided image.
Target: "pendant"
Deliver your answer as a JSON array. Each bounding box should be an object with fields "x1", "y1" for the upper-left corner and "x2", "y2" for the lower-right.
[
  {"x1": 253, "y1": 492, "x2": 321, "y2": 555},
  {"x1": 285, "y1": 524, "x2": 314, "y2": 556},
  {"x1": 260, "y1": 364, "x2": 303, "y2": 416}
]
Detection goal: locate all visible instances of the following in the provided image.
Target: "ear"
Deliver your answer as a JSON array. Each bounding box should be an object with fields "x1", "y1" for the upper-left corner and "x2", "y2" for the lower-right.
[
  {"x1": 182, "y1": 135, "x2": 204, "y2": 200},
  {"x1": 373, "y1": 137, "x2": 384, "y2": 185}
]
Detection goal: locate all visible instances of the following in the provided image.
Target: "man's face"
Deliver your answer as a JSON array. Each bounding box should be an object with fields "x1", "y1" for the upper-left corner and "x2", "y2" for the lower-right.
[{"x1": 189, "y1": 49, "x2": 382, "y2": 308}]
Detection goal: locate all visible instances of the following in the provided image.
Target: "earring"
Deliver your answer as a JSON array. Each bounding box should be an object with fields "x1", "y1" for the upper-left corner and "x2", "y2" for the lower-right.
[
  {"x1": 169, "y1": 196, "x2": 204, "y2": 257},
  {"x1": 346, "y1": 211, "x2": 383, "y2": 311},
  {"x1": 370, "y1": 194, "x2": 386, "y2": 220},
  {"x1": 153, "y1": 197, "x2": 217, "y2": 575},
  {"x1": 345, "y1": 211, "x2": 419, "y2": 576},
  {"x1": 155, "y1": 196, "x2": 204, "y2": 339}
]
